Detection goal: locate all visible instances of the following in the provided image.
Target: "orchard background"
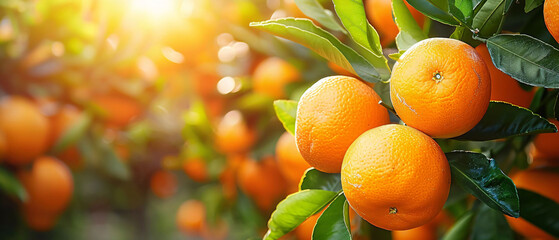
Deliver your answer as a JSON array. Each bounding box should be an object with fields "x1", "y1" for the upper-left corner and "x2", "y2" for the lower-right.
[{"x1": 0, "y1": 0, "x2": 559, "y2": 239}]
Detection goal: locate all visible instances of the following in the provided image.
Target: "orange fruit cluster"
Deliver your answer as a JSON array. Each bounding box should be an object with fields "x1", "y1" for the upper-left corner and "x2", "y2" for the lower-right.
[{"x1": 292, "y1": 37, "x2": 494, "y2": 231}]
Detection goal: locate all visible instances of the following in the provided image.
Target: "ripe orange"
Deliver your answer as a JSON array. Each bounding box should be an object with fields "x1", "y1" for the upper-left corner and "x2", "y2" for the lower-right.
[
  {"x1": 0, "y1": 96, "x2": 49, "y2": 165},
  {"x1": 18, "y1": 156, "x2": 74, "y2": 214},
  {"x1": 295, "y1": 76, "x2": 390, "y2": 173},
  {"x1": 506, "y1": 169, "x2": 559, "y2": 240},
  {"x1": 22, "y1": 208, "x2": 57, "y2": 231},
  {"x1": 392, "y1": 224, "x2": 436, "y2": 240},
  {"x1": 327, "y1": 62, "x2": 357, "y2": 78},
  {"x1": 191, "y1": 70, "x2": 220, "y2": 99},
  {"x1": 182, "y1": 158, "x2": 209, "y2": 183},
  {"x1": 275, "y1": 132, "x2": 311, "y2": 191},
  {"x1": 252, "y1": 57, "x2": 300, "y2": 99},
  {"x1": 237, "y1": 156, "x2": 287, "y2": 211},
  {"x1": 215, "y1": 110, "x2": 256, "y2": 154},
  {"x1": 533, "y1": 119, "x2": 559, "y2": 158},
  {"x1": 341, "y1": 124, "x2": 451, "y2": 230},
  {"x1": 544, "y1": 0, "x2": 559, "y2": 43},
  {"x1": 56, "y1": 146, "x2": 83, "y2": 170},
  {"x1": 219, "y1": 154, "x2": 248, "y2": 200},
  {"x1": 91, "y1": 94, "x2": 142, "y2": 128},
  {"x1": 149, "y1": 170, "x2": 178, "y2": 199},
  {"x1": 390, "y1": 38, "x2": 491, "y2": 138},
  {"x1": 475, "y1": 43, "x2": 534, "y2": 108},
  {"x1": 47, "y1": 104, "x2": 82, "y2": 146},
  {"x1": 0, "y1": 130, "x2": 6, "y2": 160},
  {"x1": 176, "y1": 199, "x2": 206, "y2": 234},
  {"x1": 294, "y1": 212, "x2": 321, "y2": 240},
  {"x1": 365, "y1": 0, "x2": 424, "y2": 47},
  {"x1": 284, "y1": 0, "x2": 308, "y2": 18}
]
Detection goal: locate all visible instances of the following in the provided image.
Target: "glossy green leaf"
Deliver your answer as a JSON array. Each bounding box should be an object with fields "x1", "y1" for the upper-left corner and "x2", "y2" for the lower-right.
[
  {"x1": 332, "y1": 0, "x2": 390, "y2": 78},
  {"x1": 273, "y1": 100, "x2": 298, "y2": 135},
  {"x1": 442, "y1": 211, "x2": 474, "y2": 240},
  {"x1": 449, "y1": 0, "x2": 474, "y2": 25},
  {"x1": 472, "y1": 0, "x2": 507, "y2": 38},
  {"x1": 472, "y1": 203, "x2": 514, "y2": 240},
  {"x1": 51, "y1": 113, "x2": 91, "y2": 154},
  {"x1": 486, "y1": 34, "x2": 559, "y2": 88},
  {"x1": 525, "y1": 0, "x2": 543, "y2": 12},
  {"x1": 455, "y1": 101, "x2": 557, "y2": 141},
  {"x1": 450, "y1": 26, "x2": 477, "y2": 46},
  {"x1": 517, "y1": 188, "x2": 559, "y2": 238},
  {"x1": 294, "y1": 0, "x2": 347, "y2": 33},
  {"x1": 264, "y1": 189, "x2": 338, "y2": 240},
  {"x1": 0, "y1": 167, "x2": 27, "y2": 201},
  {"x1": 300, "y1": 168, "x2": 342, "y2": 192},
  {"x1": 250, "y1": 18, "x2": 386, "y2": 83},
  {"x1": 312, "y1": 193, "x2": 351, "y2": 240},
  {"x1": 373, "y1": 82, "x2": 392, "y2": 110},
  {"x1": 332, "y1": 0, "x2": 383, "y2": 55},
  {"x1": 101, "y1": 141, "x2": 130, "y2": 180},
  {"x1": 393, "y1": 0, "x2": 427, "y2": 51},
  {"x1": 446, "y1": 151, "x2": 519, "y2": 217},
  {"x1": 406, "y1": 0, "x2": 460, "y2": 26}
]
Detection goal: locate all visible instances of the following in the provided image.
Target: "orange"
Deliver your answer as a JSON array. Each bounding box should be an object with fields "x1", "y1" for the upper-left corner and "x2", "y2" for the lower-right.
[
  {"x1": 215, "y1": 110, "x2": 256, "y2": 154},
  {"x1": 48, "y1": 105, "x2": 84, "y2": 169},
  {"x1": 149, "y1": 170, "x2": 178, "y2": 199},
  {"x1": 506, "y1": 169, "x2": 559, "y2": 240},
  {"x1": 47, "y1": 104, "x2": 82, "y2": 147},
  {"x1": 237, "y1": 156, "x2": 287, "y2": 211},
  {"x1": 0, "y1": 96, "x2": 49, "y2": 165},
  {"x1": 22, "y1": 208, "x2": 57, "y2": 231},
  {"x1": 327, "y1": 62, "x2": 357, "y2": 78},
  {"x1": 295, "y1": 76, "x2": 390, "y2": 173},
  {"x1": 294, "y1": 212, "x2": 321, "y2": 240},
  {"x1": 0, "y1": 130, "x2": 6, "y2": 160},
  {"x1": 284, "y1": 0, "x2": 308, "y2": 18},
  {"x1": 182, "y1": 158, "x2": 210, "y2": 183},
  {"x1": 392, "y1": 225, "x2": 436, "y2": 240},
  {"x1": 191, "y1": 70, "x2": 220, "y2": 99},
  {"x1": 544, "y1": 0, "x2": 559, "y2": 43},
  {"x1": 91, "y1": 94, "x2": 142, "y2": 128},
  {"x1": 341, "y1": 124, "x2": 451, "y2": 230},
  {"x1": 252, "y1": 57, "x2": 300, "y2": 99},
  {"x1": 533, "y1": 119, "x2": 559, "y2": 158},
  {"x1": 390, "y1": 38, "x2": 491, "y2": 138},
  {"x1": 219, "y1": 154, "x2": 248, "y2": 200},
  {"x1": 475, "y1": 43, "x2": 535, "y2": 108},
  {"x1": 275, "y1": 132, "x2": 311, "y2": 191},
  {"x1": 176, "y1": 199, "x2": 206, "y2": 234},
  {"x1": 18, "y1": 156, "x2": 74, "y2": 214},
  {"x1": 365, "y1": 0, "x2": 424, "y2": 47}
]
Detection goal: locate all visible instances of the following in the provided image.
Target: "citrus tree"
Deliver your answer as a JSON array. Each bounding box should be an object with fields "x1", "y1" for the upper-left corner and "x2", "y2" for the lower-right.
[{"x1": 251, "y1": 0, "x2": 559, "y2": 239}]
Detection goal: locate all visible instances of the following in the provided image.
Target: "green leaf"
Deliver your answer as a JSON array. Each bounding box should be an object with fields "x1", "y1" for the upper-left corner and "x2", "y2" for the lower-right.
[
  {"x1": 454, "y1": 101, "x2": 557, "y2": 141},
  {"x1": 332, "y1": 0, "x2": 382, "y2": 56},
  {"x1": 373, "y1": 82, "x2": 393, "y2": 110},
  {"x1": 0, "y1": 167, "x2": 27, "y2": 201},
  {"x1": 450, "y1": 26, "x2": 477, "y2": 46},
  {"x1": 312, "y1": 193, "x2": 351, "y2": 240},
  {"x1": 294, "y1": 0, "x2": 347, "y2": 33},
  {"x1": 524, "y1": 0, "x2": 543, "y2": 13},
  {"x1": 486, "y1": 34, "x2": 559, "y2": 88},
  {"x1": 331, "y1": 0, "x2": 390, "y2": 77},
  {"x1": 273, "y1": 100, "x2": 298, "y2": 135},
  {"x1": 472, "y1": 0, "x2": 507, "y2": 38},
  {"x1": 442, "y1": 211, "x2": 474, "y2": 240},
  {"x1": 300, "y1": 168, "x2": 342, "y2": 192},
  {"x1": 101, "y1": 141, "x2": 130, "y2": 180},
  {"x1": 517, "y1": 188, "x2": 559, "y2": 238},
  {"x1": 406, "y1": 0, "x2": 460, "y2": 26},
  {"x1": 471, "y1": 203, "x2": 514, "y2": 240},
  {"x1": 393, "y1": 0, "x2": 427, "y2": 51},
  {"x1": 446, "y1": 151, "x2": 519, "y2": 217},
  {"x1": 250, "y1": 18, "x2": 387, "y2": 83},
  {"x1": 264, "y1": 189, "x2": 338, "y2": 240},
  {"x1": 51, "y1": 113, "x2": 91, "y2": 154},
  {"x1": 449, "y1": 0, "x2": 474, "y2": 25}
]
